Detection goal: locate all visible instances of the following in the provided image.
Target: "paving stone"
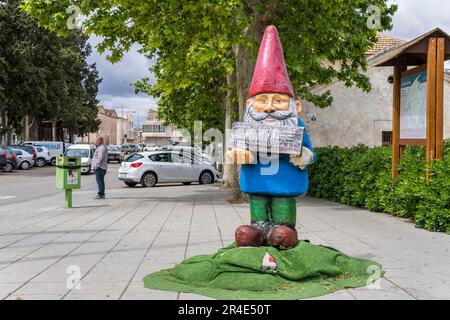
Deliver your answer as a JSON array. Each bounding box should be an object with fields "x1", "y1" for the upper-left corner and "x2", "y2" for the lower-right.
[{"x1": 1, "y1": 183, "x2": 449, "y2": 300}]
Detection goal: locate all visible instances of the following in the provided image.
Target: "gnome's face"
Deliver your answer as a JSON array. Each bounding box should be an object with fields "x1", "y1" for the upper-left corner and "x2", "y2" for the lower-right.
[
  {"x1": 253, "y1": 93, "x2": 290, "y2": 113},
  {"x1": 244, "y1": 93, "x2": 298, "y2": 127}
]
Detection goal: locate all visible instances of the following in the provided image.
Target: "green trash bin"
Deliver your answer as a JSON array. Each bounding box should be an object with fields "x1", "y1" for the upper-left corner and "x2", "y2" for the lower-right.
[{"x1": 56, "y1": 156, "x2": 81, "y2": 208}]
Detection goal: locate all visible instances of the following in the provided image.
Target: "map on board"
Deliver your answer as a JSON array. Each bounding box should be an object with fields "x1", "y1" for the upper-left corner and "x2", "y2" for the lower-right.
[{"x1": 400, "y1": 69, "x2": 427, "y2": 139}]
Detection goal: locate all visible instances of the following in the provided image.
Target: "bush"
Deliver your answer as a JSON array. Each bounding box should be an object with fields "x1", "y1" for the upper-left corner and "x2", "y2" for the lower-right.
[{"x1": 307, "y1": 141, "x2": 450, "y2": 234}]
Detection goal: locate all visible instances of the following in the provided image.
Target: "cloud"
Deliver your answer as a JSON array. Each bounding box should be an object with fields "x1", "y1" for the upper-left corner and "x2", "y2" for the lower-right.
[
  {"x1": 86, "y1": 0, "x2": 450, "y2": 128},
  {"x1": 387, "y1": 0, "x2": 450, "y2": 40},
  {"x1": 98, "y1": 94, "x2": 158, "y2": 128},
  {"x1": 87, "y1": 35, "x2": 157, "y2": 127}
]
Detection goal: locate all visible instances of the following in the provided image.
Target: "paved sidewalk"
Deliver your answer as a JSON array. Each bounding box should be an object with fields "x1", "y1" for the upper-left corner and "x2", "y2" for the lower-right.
[{"x1": 0, "y1": 183, "x2": 449, "y2": 300}]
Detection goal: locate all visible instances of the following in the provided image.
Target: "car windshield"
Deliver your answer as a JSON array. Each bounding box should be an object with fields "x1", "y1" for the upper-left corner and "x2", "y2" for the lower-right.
[
  {"x1": 124, "y1": 154, "x2": 143, "y2": 162},
  {"x1": 108, "y1": 146, "x2": 120, "y2": 151},
  {"x1": 66, "y1": 149, "x2": 89, "y2": 158}
]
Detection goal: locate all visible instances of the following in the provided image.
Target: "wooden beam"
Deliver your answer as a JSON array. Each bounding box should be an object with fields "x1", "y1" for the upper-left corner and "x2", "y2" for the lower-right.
[
  {"x1": 399, "y1": 139, "x2": 427, "y2": 146},
  {"x1": 436, "y1": 38, "x2": 445, "y2": 159},
  {"x1": 392, "y1": 65, "x2": 402, "y2": 179},
  {"x1": 426, "y1": 38, "x2": 437, "y2": 181}
]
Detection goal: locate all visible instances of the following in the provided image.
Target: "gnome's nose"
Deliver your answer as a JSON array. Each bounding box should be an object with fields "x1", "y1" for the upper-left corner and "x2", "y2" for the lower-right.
[{"x1": 265, "y1": 105, "x2": 277, "y2": 113}]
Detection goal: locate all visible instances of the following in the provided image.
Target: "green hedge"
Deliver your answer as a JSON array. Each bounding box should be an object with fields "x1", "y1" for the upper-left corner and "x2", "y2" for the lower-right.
[{"x1": 308, "y1": 141, "x2": 450, "y2": 233}]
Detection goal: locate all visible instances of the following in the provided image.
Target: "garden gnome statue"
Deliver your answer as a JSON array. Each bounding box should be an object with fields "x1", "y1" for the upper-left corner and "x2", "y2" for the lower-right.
[{"x1": 227, "y1": 25, "x2": 316, "y2": 249}]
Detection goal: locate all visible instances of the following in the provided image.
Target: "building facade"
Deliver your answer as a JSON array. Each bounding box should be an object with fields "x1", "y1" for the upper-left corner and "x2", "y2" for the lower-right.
[
  {"x1": 117, "y1": 114, "x2": 135, "y2": 145},
  {"x1": 141, "y1": 109, "x2": 178, "y2": 146},
  {"x1": 80, "y1": 106, "x2": 118, "y2": 145},
  {"x1": 301, "y1": 34, "x2": 450, "y2": 147}
]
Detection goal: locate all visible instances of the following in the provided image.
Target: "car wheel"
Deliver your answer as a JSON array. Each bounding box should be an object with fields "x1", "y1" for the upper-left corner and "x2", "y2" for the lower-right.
[
  {"x1": 182, "y1": 182, "x2": 192, "y2": 185},
  {"x1": 50, "y1": 158, "x2": 57, "y2": 166},
  {"x1": 141, "y1": 172, "x2": 157, "y2": 188},
  {"x1": 36, "y1": 158, "x2": 46, "y2": 167},
  {"x1": 199, "y1": 171, "x2": 214, "y2": 185},
  {"x1": 20, "y1": 161, "x2": 30, "y2": 170},
  {"x1": 125, "y1": 181, "x2": 138, "y2": 187},
  {"x1": 3, "y1": 163, "x2": 13, "y2": 172}
]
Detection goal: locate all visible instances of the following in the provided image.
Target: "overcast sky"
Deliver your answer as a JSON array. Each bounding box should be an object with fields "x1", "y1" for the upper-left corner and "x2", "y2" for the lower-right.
[{"x1": 88, "y1": 0, "x2": 450, "y2": 126}]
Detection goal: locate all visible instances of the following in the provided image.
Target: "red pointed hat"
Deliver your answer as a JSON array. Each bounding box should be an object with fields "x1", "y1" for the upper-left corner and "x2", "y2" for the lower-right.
[{"x1": 248, "y1": 25, "x2": 295, "y2": 98}]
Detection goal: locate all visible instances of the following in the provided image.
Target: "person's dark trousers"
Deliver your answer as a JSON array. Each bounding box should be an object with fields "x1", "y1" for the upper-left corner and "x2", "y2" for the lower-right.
[{"x1": 95, "y1": 168, "x2": 107, "y2": 197}]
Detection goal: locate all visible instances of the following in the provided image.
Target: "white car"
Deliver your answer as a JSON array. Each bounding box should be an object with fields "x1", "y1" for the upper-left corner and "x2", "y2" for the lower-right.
[
  {"x1": 118, "y1": 151, "x2": 220, "y2": 187},
  {"x1": 11, "y1": 149, "x2": 35, "y2": 170},
  {"x1": 34, "y1": 146, "x2": 52, "y2": 167},
  {"x1": 143, "y1": 145, "x2": 160, "y2": 152},
  {"x1": 23, "y1": 141, "x2": 65, "y2": 166},
  {"x1": 65, "y1": 144, "x2": 96, "y2": 174}
]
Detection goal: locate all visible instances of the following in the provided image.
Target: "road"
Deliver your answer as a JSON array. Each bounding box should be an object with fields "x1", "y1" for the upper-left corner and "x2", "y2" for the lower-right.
[{"x1": 0, "y1": 164, "x2": 123, "y2": 206}]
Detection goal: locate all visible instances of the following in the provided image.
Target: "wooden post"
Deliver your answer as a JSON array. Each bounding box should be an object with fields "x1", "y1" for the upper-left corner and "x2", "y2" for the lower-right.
[
  {"x1": 436, "y1": 38, "x2": 445, "y2": 159},
  {"x1": 392, "y1": 65, "x2": 402, "y2": 179},
  {"x1": 426, "y1": 38, "x2": 437, "y2": 181}
]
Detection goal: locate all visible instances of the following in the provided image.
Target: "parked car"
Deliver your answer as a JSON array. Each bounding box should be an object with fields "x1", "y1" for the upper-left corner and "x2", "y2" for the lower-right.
[
  {"x1": 143, "y1": 145, "x2": 160, "y2": 152},
  {"x1": 121, "y1": 144, "x2": 134, "y2": 154},
  {"x1": 3, "y1": 148, "x2": 18, "y2": 172},
  {"x1": 0, "y1": 147, "x2": 7, "y2": 170},
  {"x1": 9, "y1": 145, "x2": 37, "y2": 163},
  {"x1": 118, "y1": 151, "x2": 220, "y2": 188},
  {"x1": 33, "y1": 146, "x2": 52, "y2": 167},
  {"x1": 22, "y1": 141, "x2": 65, "y2": 166},
  {"x1": 65, "y1": 144, "x2": 95, "y2": 174},
  {"x1": 107, "y1": 145, "x2": 124, "y2": 163},
  {"x1": 10, "y1": 148, "x2": 34, "y2": 170}
]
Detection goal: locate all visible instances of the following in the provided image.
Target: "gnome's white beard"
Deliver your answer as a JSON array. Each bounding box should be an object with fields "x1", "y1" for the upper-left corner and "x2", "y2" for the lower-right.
[{"x1": 244, "y1": 97, "x2": 298, "y2": 127}]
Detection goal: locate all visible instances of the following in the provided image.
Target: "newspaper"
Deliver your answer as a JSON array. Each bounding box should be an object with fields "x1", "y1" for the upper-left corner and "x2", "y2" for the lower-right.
[{"x1": 229, "y1": 122, "x2": 304, "y2": 155}]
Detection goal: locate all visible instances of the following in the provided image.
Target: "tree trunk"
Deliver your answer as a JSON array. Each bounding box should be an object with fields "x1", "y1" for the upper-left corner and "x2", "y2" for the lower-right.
[
  {"x1": 29, "y1": 118, "x2": 39, "y2": 141},
  {"x1": 2, "y1": 111, "x2": 10, "y2": 146},
  {"x1": 234, "y1": 3, "x2": 280, "y2": 120},
  {"x1": 222, "y1": 69, "x2": 240, "y2": 187},
  {"x1": 222, "y1": 6, "x2": 279, "y2": 187},
  {"x1": 51, "y1": 119, "x2": 57, "y2": 141},
  {"x1": 233, "y1": 42, "x2": 255, "y2": 121}
]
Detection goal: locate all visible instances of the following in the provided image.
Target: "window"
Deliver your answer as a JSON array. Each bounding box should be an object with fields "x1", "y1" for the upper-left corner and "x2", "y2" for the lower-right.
[
  {"x1": 143, "y1": 124, "x2": 166, "y2": 133},
  {"x1": 171, "y1": 152, "x2": 192, "y2": 164},
  {"x1": 149, "y1": 153, "x2": 171, "y2": 162},
  {"x1": 66, "y1": 149, "x2": 89, "y2": 158},
  {"x1": 382, "y1": 131, "x2": 393, "y2": 146},
  {"x1": 124, "y1": 154, "x2": 144, "y2": 162},
  {"x1": 37, "y1": 147, "x2": 43, "y2": 152}
]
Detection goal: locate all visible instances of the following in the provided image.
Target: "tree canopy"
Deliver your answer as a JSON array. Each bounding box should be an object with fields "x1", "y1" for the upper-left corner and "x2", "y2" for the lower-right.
[
  {"x1": 22, "y1": 0, "x2": 396, "y2": 134},
  {"x1": 22, "y1": 0, "x2": 396, "y2": 184},
  {"x1": 0, "y1": 0, "x2": 101, "y2": 140}
]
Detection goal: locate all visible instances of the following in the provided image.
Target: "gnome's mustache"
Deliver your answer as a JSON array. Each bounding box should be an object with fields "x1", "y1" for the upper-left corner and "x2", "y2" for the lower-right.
[{"x1": 248, "y1": 107, "x2": 293, "y2": 121}]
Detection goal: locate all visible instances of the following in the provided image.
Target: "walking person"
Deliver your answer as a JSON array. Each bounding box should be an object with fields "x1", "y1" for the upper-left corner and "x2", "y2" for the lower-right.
[{"x1": 92, "y1": 136, "x2": 108, "y2": 199}]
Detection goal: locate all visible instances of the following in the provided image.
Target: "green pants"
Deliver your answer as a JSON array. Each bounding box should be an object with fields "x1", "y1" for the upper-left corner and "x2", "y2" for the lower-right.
[{"x1": 249, "y1": 195, "x2": 296, "y2": 227}]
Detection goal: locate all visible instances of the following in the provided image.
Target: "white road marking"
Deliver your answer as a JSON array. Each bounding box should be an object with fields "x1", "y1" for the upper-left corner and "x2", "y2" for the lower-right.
[{"x1": 0, "y1": 195, "x2": 17, "y2": 200}]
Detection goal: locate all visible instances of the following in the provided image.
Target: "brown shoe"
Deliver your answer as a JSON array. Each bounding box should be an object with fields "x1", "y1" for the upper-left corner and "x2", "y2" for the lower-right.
[
  {"x1": 235, "y1": 225, "x2": 266, "y2": 247},
  {"x1": 266, "y1": 226, "x2": 298, "y2": 249}
]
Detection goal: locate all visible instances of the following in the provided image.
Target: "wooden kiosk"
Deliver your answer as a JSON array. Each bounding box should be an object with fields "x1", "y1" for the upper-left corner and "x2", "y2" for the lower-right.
[{"x1": 374, "y1": 28, "x2": 450, "y2": 180}]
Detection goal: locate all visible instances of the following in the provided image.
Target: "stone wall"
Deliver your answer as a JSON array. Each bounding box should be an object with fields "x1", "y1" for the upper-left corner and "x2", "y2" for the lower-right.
[{"x1": 301, "y1": 66, "x2": 450, "y2": 147}]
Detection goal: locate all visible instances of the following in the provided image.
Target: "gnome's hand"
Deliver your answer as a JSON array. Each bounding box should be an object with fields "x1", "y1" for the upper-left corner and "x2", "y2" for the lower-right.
[
  {"x1": 227, "y1": 148, "x2": 255, "y2": 164},
  {"x1": 290, "y1": 147, "x2": 314, "y2": 170}
]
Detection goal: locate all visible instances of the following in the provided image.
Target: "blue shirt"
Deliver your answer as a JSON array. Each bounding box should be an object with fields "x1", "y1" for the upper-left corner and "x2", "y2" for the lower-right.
[{"x1": 240, "y1": 118, "x2": 315, "y2": 197}]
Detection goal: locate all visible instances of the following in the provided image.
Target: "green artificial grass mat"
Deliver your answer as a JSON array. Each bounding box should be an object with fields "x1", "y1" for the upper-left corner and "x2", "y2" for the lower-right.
[{"x1": 143, "y1": 241, "x2": 383, "y2": 300}]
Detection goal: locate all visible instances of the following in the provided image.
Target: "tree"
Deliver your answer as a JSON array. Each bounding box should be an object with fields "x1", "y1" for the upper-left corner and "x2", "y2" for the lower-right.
[
  {"x1": 0, "y1": 0, "x2": 101, "y2": 142},
  {"x1": 22, "y1": 0, "x2": 396, "y2": 183}
]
